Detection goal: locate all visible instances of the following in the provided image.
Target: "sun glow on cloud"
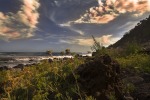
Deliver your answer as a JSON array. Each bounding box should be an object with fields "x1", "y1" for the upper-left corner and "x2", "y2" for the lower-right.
[
  {"x1": 76, "y1": 35, "x2": 120, "y2": 47},
  {"x1": 75, "y1": 0, "x2": 150, "y2": 24},
  {"x1": 77, "y1": 35, "x2": 119, "y2": 46},
  {"x1": 60, "y1": 35, "x2": 120, "y2": 47},
  {"x1": 0, "y1": 0, "x2": 40, "y2": 40}
]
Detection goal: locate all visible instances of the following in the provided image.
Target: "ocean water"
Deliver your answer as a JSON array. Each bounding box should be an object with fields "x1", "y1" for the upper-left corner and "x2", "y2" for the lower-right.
[
  {"x1": 0, "y1": 52, "x2": 60, "y2": 68},
  {"x1": 0, "y1": 52, "x2": 60, "y2": 57}
]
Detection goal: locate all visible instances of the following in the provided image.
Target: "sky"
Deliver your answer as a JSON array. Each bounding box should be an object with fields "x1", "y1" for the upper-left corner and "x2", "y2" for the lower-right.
[{"x1": 0, "y1": 0, "x2": 150, "y2": 52}]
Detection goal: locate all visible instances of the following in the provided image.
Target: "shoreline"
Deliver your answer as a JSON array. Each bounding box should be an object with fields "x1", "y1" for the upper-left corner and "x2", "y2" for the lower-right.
[{"x1": 0, "y1": 55, "x2": 74, "y2": 69}]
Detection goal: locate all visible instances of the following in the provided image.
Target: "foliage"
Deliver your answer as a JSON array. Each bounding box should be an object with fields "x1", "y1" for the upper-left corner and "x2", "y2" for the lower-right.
[
  {"x1": 111, "y1": 15, "x2": 150, "y2": 48},
  {"x1": 1, "y1": 42, "x2": 150, "y2": 99},
  {"x1": 116, "y1": 54, "x2": 150, "y2": 73},
  {"x1": 0, "y1": 58, "x2": 97, "y2": 99},
  {"x1": 123, "y1": 42, "x2": 142, "y2": 56},
  {"x1": 65, "y1": 49, "x2": 71, "y2": 55},
  {"x1": 91, "y1": 35, "x2": 108, "y2": 56},
  {"x1": 46, "y1": 50, "x2": 53, "y2": 56},
  {"x1": 91, "y1": 35, "x2": 102, "y2": 52}
]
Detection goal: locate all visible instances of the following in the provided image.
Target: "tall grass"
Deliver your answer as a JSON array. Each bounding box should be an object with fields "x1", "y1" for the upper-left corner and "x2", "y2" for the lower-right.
[
  {"x1": 0, "y1": 58, "x2": 95, "y2": 100},
  {"x1": 116, "y1": 54, "x2": 150, "y2": 73}
]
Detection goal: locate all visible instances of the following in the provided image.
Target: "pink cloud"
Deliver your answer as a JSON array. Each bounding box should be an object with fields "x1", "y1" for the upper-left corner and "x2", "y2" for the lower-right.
[
  {"x1": 19, "y1": 0, "x2": 40, "y2": 27},
  {"x1": 75, "y1": 0, "x2": 150, "y2": 24},
  {"x1": 75, "y1": 35, "x2": 119, "y2": 47},
  {"x1": 0, "y1": 0, "x2": 40, "y2": 40}
]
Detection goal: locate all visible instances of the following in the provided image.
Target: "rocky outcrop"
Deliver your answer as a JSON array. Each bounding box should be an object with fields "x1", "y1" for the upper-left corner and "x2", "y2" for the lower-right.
[
  {"x1": 121, "y1": 68, "x2": 150, "y2": 100},
  {"x1": 0, "y1": 66, "x2": 9, "y2": 71},
  {"x1": 70, "y1": 55, "x2": 125, "y2": 100},
  {"x1": 13, "y1": 64, "x2": 24, "y2": 71}
]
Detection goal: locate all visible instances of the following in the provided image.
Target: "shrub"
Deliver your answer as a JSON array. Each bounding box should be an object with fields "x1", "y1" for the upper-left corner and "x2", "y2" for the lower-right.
[{"x1": 116, "y1": 54, "x2": 150, "y2": 73}]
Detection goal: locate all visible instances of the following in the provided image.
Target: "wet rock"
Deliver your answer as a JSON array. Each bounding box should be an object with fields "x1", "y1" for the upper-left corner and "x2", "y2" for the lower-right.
[
  {"x1": 13, "y1": 64, "x2": 24, "y2": 71},
  {"x1": 0, "y1": 66, "x2": 9, "y2": 71},
  {"x1": 48, "y1": 58, "x2": 53, "y2": 63},
  {"x1": 70, "y1": 54, "x2": 124, "y2": 100},
  {"x1": 29, "y1": 59, "x2": 34, "y2": 62}
]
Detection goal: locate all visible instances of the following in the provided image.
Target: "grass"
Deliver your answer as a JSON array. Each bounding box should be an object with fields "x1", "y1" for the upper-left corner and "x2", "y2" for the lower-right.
[
  {"x1": 116, "y1": 54, "x2": 150, "y2": 73},
  {"x1": 0, "y1": 58, "x2": 96, "y2": 100},
  {"x1": 0, "y1": 44, "x2": 150, "y2": 99}
]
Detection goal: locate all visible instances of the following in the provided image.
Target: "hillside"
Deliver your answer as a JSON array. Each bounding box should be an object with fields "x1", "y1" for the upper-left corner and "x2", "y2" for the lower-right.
[{"x1": 111, "y1": 15, "x2": 150, "y2": 48}]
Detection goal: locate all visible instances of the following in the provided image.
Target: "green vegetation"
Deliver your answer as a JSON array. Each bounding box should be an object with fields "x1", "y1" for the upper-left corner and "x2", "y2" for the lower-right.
[
  {"x1": 46, "y1": 50, "x2": 53, "y2": 56},
  {"x1": 91, "y1": 35, "x2": 107, "y2": 56},
  {"x1": 1, "y1": 34, "x2": 150, "y2": 99},
  {"x1": 65, "y1": 49, "x2": 71, "y2": 55},
  {"x1": 111, "y1": 15, "x2": 150, "y2": 48},
  {"x1": 116, "y1": 54, "x2": 150, "y2": 73},
  {"x1": 0, "y1": 59, "x2": 96, "y2": 100},
  {"x1": 0, "y1": 42, "x2": 150, "y2": 99}
]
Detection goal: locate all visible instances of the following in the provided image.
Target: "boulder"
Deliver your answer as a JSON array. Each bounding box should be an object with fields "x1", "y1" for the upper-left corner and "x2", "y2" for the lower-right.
[
  {"x1": 123, "y1": 76, "x2": 144, "y2": 85},
  {"x1": 132, "y1": 83, "x2": 150, "y2": 100},
  {"x1": 13, "y1": 64, "x2": 24, "y2": 71},
  {"x1": 142, "y1": 73, "x2": 150, "y2": 83},
  {"x1": 70, "y1": 54, "x2": 125, "y2": 100},
  {"x1": 48, "y1": 58, "x2": 53, "y2": 63},
  {"x1": 0, "y1": 66, "x2": 9, "y2": 71}
]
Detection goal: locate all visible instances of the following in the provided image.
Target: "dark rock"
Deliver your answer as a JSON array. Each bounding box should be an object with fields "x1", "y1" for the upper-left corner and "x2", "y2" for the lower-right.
[
  {"x1": 132, "y1": 83, "x2": 150, "y2": 100},
  {"x1": 48, "y1": 58, "x2": 53, "y2": 63},
  {"x1": 124, "y1": 96, "x2": 134, "y2": 100},
  {"x1": 0, "y1": 66, "x2": 9, "y2": 71},
  {"x1": 13, "y1": 64, "x2": 24, "y2": 71},
  {"x1": 142, "y1": 73, "x2": 150, "y2": 83},
  {"x1": 69, "y1": 54, "x2": 125, "y2": 100},
  {"x1": 0, "y1": 83, "x2": 5, "y2": 94},
  {"x1": 120, "y1": 68, "x2": 137, "y2": 79},
  {"x1": 63, "y1": 57, "x2": 70, "y2": 60},
  {"x1": 29, "y1": 59, "x2": 34, "y2": 62},
  {"x1": 123, "y1": 76, "x2": 144, "y2": 85}
]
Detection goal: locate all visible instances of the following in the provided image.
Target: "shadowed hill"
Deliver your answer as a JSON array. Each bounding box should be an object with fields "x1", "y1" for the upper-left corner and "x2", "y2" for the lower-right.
[{"x1": 110, "y1": 15, "x2": 150, "y2": 48}]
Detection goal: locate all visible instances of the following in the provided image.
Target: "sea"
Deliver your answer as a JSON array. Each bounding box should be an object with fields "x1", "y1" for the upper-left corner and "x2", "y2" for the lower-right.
[{"x1": 0, "y1": 52, "x2": 60, "y2": 68}]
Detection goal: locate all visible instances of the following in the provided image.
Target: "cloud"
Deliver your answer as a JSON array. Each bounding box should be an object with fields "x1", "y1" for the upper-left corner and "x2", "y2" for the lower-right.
[
  {"x1": 32, "y1": 38, "x2": 43, "y2": 41},
  {"x1": 59, "y1": 40, "x2": 75, "y2": 44},
  {"x1": 59, "y1": 22, "x2": 85, "y2": 35},
  {"x1": 59, "y1": 35, "x2": 120, "y2": 47},
  {"x1": 74, "y1": 0, "x2": 150, "y2": 24},
  {"x1": 76, "y1": 35, "x2": 120, "y2": 46},
  {"x1": 0, "y1": 0, "x2": 40, "y2": 40}
]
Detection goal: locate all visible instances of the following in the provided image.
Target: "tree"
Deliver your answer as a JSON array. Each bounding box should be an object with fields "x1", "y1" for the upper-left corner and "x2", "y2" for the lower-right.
[
  {"x1": 91, "y1": 35, "x2": 107, "y2": 56},
  {"x1": 65, "y1": 49, "x2": 71, "y2": 55},
  {"x1": 91, "y1": 35, "x2": 102, "y2": 52},
  {"x1": 46, "y1": 50, "x2": 53, "y2": 56}
]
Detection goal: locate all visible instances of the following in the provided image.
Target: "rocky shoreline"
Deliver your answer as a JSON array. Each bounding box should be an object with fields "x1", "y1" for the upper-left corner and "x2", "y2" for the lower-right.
[{"x1": 0, "y1": 55, "x2": 74, "y2": 71}]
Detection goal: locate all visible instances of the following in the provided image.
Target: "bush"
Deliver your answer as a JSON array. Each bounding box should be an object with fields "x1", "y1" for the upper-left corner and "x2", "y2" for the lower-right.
[
  {"x1": 116, "y1": 54, "x2": 150, "y2": 73},
  {"x1": 0, "y1": 59, "x2": 86, "y2": 99}
]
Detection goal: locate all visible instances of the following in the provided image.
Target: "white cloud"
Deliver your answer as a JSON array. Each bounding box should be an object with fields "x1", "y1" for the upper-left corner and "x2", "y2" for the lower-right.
[
  {"x1": 32, "y1": 38, "x2": 43, "y2": 41},
  {"x1": 59, "y1": 22, "x2": 85, "y2": 35}
]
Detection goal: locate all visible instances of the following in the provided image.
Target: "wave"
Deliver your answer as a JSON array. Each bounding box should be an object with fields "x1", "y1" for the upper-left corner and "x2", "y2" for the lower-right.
[{"x1": 0, "y1": 55, "x2": 74, "y2": 68}]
